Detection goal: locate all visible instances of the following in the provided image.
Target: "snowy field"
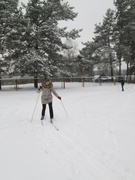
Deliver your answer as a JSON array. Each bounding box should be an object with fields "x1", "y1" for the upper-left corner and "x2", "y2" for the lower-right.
[{"x1": 0, "y1": 82, "x2": 135, "y2": 180}]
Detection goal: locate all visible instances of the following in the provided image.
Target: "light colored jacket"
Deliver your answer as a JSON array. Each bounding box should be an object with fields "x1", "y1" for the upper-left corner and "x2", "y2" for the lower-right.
[{"x1": 40, "y1": 82, "x2": 59, "y2": 104}]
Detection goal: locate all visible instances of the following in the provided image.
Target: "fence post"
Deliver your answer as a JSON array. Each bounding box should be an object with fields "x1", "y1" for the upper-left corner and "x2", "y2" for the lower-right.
[
  {"x1": 82, "y1": 78, "x2": 85, "y2": 87},
  {"x1": 15, "y1": 79, "x2": 19, "y2": 91},
  {"x1": 99, "y1": 77, "x2": 101, "y2": 86},
  {"x1": 113, "y1": 76, "x2": 116, "y2": 85},
  {"x1": 61, "y1": 79, "x2": 65, "y2": 89}
]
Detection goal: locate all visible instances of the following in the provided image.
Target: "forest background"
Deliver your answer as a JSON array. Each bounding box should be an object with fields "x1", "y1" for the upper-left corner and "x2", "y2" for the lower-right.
[{"x1": 0, "y1": 0, "x2": 135, "y2": 89}]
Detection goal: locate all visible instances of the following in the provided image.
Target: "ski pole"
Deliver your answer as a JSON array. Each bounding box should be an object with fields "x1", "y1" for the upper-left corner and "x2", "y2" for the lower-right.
[
  {"x1": 61, "y1": 100, "x2": 68, "y2": 117},
  {"x1": 30, "y1": 92, "x2": 40, "y2": 122}
]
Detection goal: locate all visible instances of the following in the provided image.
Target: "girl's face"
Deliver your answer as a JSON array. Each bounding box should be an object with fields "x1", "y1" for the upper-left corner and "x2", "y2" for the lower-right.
[{"x1": 45, "y1": 81, "x2": 50, "y2": 85}]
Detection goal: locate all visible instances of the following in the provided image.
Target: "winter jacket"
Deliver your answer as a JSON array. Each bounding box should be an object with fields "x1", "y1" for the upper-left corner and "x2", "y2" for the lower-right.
[
  {"x1": 121, "y1": 79, "x2": 125, "y2": 85},
  {"x1": 119, "y1": 79, "x2": 125, "y2": 85},
  {"x1": 39, "y1": 82, "x2": 59, "y2": 104}
]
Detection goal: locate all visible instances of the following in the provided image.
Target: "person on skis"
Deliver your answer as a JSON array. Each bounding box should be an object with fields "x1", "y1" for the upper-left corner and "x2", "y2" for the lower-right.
[
  {"x1": 119, "y1": 77, "x2": 125, "y2": 91},
  {"x1": 38, "y1": 78, "x2": 61, "y2": 122}
]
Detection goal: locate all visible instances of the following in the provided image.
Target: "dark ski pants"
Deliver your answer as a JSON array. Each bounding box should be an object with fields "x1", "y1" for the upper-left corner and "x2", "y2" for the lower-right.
[
  {"x1": 121, "y1": 84, "x2": 124, "y2": 91},
  {"x1": 42, "y1": 102, "x2": 53, "y2": 119}
]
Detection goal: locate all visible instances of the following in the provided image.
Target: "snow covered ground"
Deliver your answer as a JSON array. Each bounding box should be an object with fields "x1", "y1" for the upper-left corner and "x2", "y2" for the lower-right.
[{"x1": 0, "y1": 82, "x2": 135, "y2": 180}]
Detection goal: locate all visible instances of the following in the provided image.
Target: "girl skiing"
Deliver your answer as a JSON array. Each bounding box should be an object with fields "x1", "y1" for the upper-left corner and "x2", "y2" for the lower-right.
[{"x1": 38, "y1": 78, "x2": 61, "y2": 122}]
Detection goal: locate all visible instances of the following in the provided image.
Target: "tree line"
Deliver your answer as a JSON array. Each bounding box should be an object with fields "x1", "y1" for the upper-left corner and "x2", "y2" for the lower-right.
[
  {"x1": 0, "y1": 0, "x2": 81, "y2": 89},
  {"x1": 80, "y1": 0, "x2": 135, "y2": 78},
  {"x1": 0, "y1": 0, "x2": 135, "y2": 89}
]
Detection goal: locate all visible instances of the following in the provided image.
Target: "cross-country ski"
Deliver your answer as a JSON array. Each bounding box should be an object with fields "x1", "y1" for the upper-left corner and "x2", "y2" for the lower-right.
[
  {"x1": 40, "y1": 118, "x2": 59, "y2": 130},
  {"x1": 50, "y1": 121, "x2": 59, "y2": 131},
  {"x1": 41, "y1": 120, "x2": 43, "y2": 126}
]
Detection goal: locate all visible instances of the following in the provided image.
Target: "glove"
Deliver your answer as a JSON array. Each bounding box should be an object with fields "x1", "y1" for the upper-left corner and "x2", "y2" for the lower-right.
[
  {"x1": 37, "y1": 86, "x2": 42, "y2": 93},
  {"x1": 39, "y1": 85, "x2": 42, "y2": 90},
  {"x1": 58, "y1": 96, "x2": 61, "y2": 100}
]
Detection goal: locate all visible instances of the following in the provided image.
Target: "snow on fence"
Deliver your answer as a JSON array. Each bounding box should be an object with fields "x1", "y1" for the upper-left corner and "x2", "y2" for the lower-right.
[{"x1": 0, "y1": 75, "x2": 135, "y2": 91}]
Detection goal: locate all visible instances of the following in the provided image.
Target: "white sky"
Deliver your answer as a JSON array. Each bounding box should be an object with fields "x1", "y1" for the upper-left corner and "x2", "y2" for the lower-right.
[
  {"x1": 61, "y1": 0, "x2": 115, "y2": 49},
  {"x1": 20, "y1": 0, "x2": 115, "y2": 49}
]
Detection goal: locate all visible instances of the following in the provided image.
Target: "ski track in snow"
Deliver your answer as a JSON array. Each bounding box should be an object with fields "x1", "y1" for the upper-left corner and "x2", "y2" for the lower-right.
[
  {"x1": 31, "y1": 121, "x2": 109, "y2": 180},
  {"x1": 0, "y1": 83, "x2": 135, "y2": 180}
]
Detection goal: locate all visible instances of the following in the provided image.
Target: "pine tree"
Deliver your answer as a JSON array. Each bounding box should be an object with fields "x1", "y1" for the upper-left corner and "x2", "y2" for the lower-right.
[
  {"x1": 79, "y1": 41, "x2": 100, "y2": 76},
  {"x1": 93, "y1": 9, "x2": 116, "y2": 77},
  {"x1": 22, "y1": 0, "x2": 81, "y2": 87},
  {"x1": 125, "y1": 0, "x2": 135, "y2": 74},
  {"x1": 114, "y1": 0, "x2": 135, "y2": 75},
  {"x1": 0, "y1": 0, "x2": 20, "y2": 89}
]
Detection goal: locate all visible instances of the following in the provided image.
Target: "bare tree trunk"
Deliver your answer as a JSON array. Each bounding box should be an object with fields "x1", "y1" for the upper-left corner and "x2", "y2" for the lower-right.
[
  {"x1": 117, "y1": 54, "x2": 122, "y2": 76},
  {"x1": 0, "y1": 68, "x2": 1, "y2": 90},
  {"x1": 126, "y1": 62, "x2": 129, "y2": 76},
  {"x1": 34, "y1": 74, "x2": 38, "y2": 88},
  {"x1": 0, "y1": 60, "x2": 1, "y2": 90},
  {"x1": 109, "y1": 53, "x2": 114, "y2": 80},
  {"x1": 34, "y1": 78, "x2": 38, "y2": 88},
  {"x1": 0, "y1": 79, "x2": 1, "y2": 90}
]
